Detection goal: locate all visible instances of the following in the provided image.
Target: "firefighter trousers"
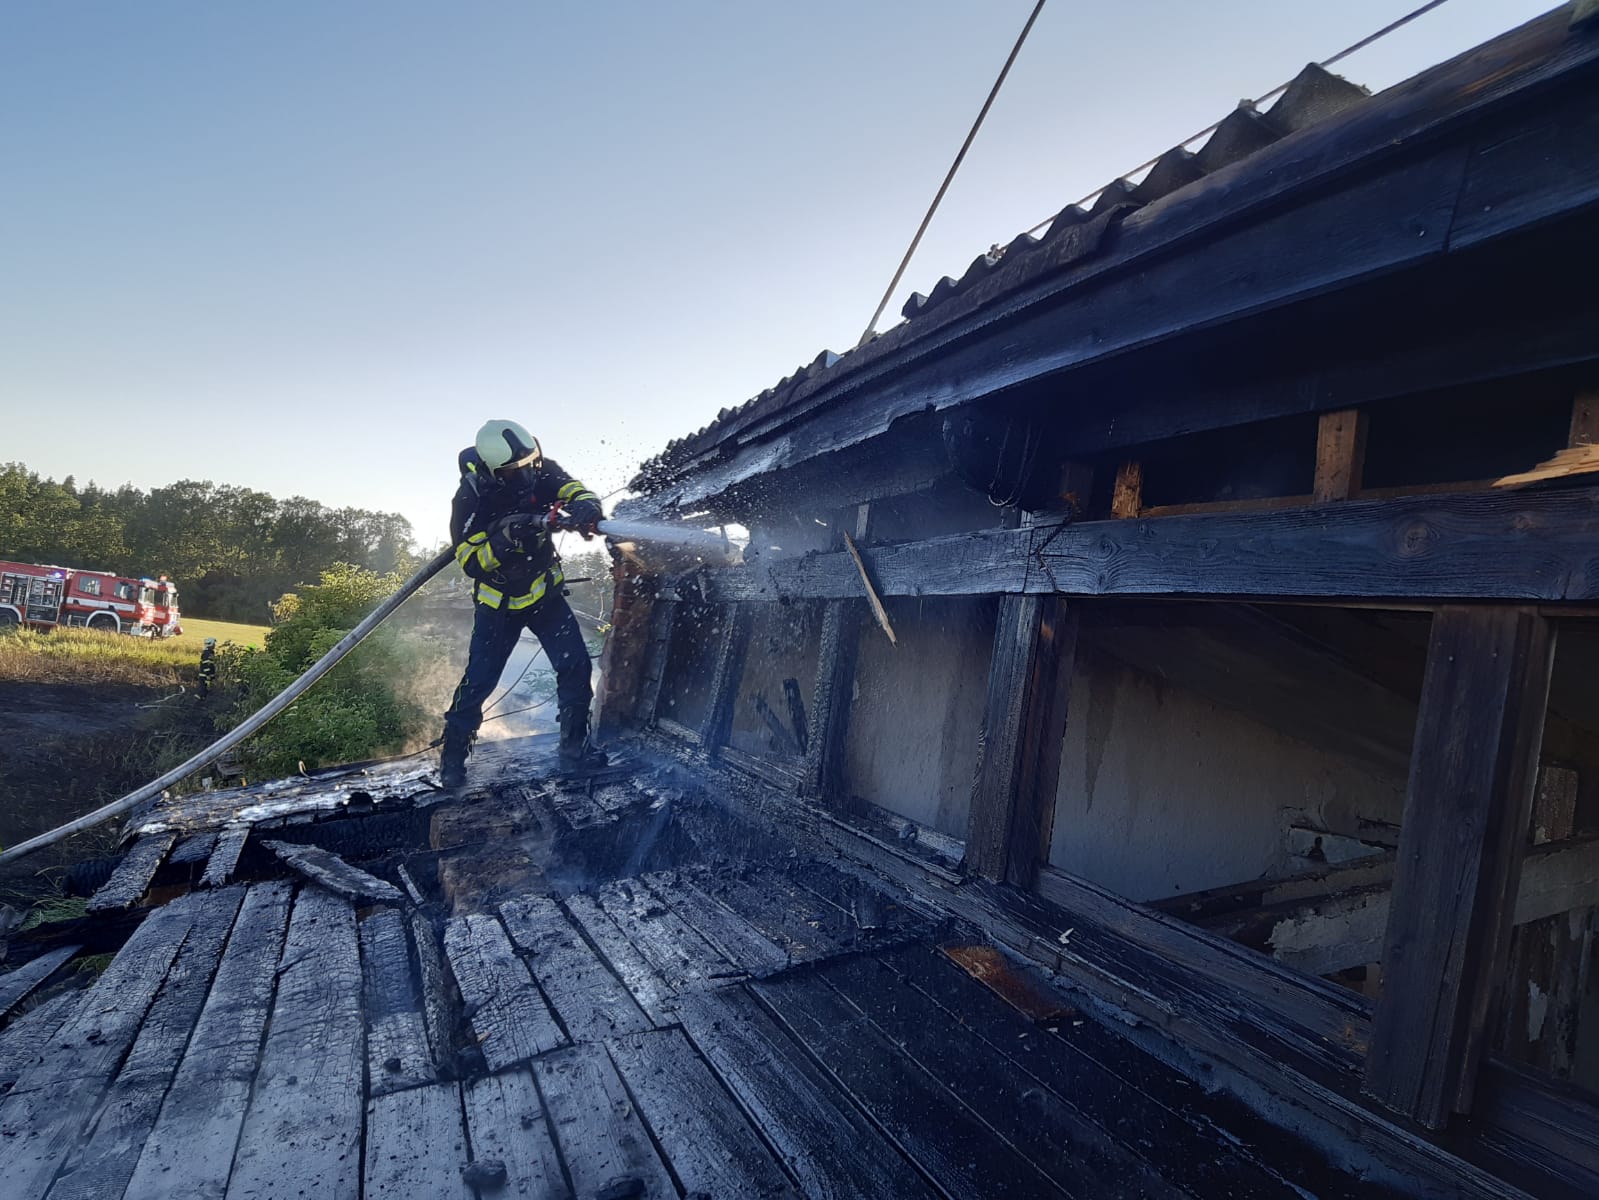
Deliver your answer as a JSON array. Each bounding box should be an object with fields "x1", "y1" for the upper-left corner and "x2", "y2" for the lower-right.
[{"x1": 443, "y1": 590, "x2": 592, "y2": 743}]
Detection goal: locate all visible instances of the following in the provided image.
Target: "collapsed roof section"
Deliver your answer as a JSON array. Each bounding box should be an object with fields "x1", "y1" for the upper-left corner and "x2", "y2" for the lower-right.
[{"x1": 628, "y1": 8, "x2": 1599, "y2": 518}]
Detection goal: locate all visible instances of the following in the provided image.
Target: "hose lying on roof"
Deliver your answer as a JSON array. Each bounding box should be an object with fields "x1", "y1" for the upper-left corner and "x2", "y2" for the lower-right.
[{"x1": 0, "y1": 548, "x2": 454, "y2": 867}]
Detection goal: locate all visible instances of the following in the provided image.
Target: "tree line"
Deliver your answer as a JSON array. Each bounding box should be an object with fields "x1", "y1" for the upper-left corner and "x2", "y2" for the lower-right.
[{"x1": 0, "y1": 461, "x2": 418, "y2": 623}]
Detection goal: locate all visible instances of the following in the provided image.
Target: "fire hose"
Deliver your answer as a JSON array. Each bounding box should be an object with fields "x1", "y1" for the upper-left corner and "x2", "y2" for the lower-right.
[
  {"x1": 0, "y1": 548, "x2": 455, "y2": 866},
  {"x1": 0, "y1": 514, "x2": 728, "y2": 866}
]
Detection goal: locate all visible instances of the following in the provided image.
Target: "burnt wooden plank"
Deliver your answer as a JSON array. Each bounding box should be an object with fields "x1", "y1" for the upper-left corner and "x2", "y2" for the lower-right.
[
  {"x1": 498, "y1": 895, "x2": 651, "y2": 1043},
  {"x1": 753, "y1": 970, "x2": 1063, "y2": 1200},
  {"x1": 47, "y1": 887, "x2": 246, "y2": 1200},
  {"x1": 641, "y1": 870, "x2": 791, "y2": 976},
  {"x1": 200, "y1": 825, "x2": 249, "y2": 888},
  {"x1": 801, "y1": 599, "x2": 862, "y2": 808},
  {"x1": 364, "y1": 1082, "x2": 474, "y2": 1199},
  {"x1": 595, "y1": 878, "x2": 742, "y2": 991},
  {"x1": 967, "y1": 594, "x2": 1077, "y2": 888},
  {"x1": 87, "y1": 833, "x2": 178, "y2": 912},
  {"x1": 882, "y1": 944, "x2": 1332, "y2": 1200},
  {"x1": 1366, "y1": 608, "x2": 1556, "y2": 1128},
  {"x1": 605, "y1": 1027, "x2": 797, "y2": 1199},
  {"x1": 675, "y1": 988, "x2": 936, "y2": 1200},
  {"x1": 360, "y1": 908, "x2": 435, "y2": 1096},
  {"x1": 698, "y1": 488, "x2": 1599, "y2": 604},
  {"x1": 409, "y1": 911, "x2": 460, "y2": 1079},
  {"x1": 443, "y1": 913, "x2": 564, "y2": 1071},
  {"x1": 0, "y1": 947, "x2": 79, "y2": 1021},
  {"x1": 0, "y1": 895, "x2": 200, "y2": 1198},
  {"x1": 818, "y1": 953, "x2": 1183, "y2": 1200},
  {"x1": 462, "y1": 1070, "x2": 571, "y2": 1199},
  {"x1": 262, "y1": 839, "x2": 403, "y2": 904},
  {"x1": 1314, "y1": 409, "x2": 1368, "y2": 503},
  {"x1": 532, "y1": 1044, "x2": 677, "y2": 1200},
  {"x1": 0, "y1": 992, "x2": 78, "y2": 1097},
  {"x1": 224, "y1": 886, "x2": 365, "y2": 1200},
  {"x1": 694, "y1": 868, "x2": 852, "y2": 963},
  {"x1": 701, "y1": 602, "x2": 753, "y2": 755},
  {"x1": 124, "y1": 882, "x2": 294, "y2": 1200},
  {"x1": 559, "y1": 893, "x2": 675, "y2": 1022},
  {"x1": 1470, "y1": 1059, "x2": 1599, "y2": 1200}
]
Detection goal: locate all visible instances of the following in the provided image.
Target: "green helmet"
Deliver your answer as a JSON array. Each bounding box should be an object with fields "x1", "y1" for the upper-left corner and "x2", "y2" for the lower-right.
[{"x1": 475, "y1": 420, "x2": 542, "y2": 474}]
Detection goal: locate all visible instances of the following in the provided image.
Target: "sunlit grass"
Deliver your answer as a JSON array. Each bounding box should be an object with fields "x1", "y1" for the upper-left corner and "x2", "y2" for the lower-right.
[
  {"x1": 0, "y1": 625, "x2": 191, "y2": 686},
  {"x1": 170, "y1": 616, "x2": 270, "y2": 649}
]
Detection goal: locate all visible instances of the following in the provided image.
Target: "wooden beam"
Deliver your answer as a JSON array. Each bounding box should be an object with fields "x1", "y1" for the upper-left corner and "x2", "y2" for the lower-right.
[
  {"x1": 635, "y1": 598, "x2": 678, "y2": 727},
  {"x1": 699, "y1": 604, "x2": 752, "y2": 756},
  {"x1": 1568, "y1": 388, "x2": 1599, "y2": 447},
  {"x1": 1315, "y1": 409, "x2": 1368, "y2": 502},
  {"x1": 967, "y1": 596, "x2": 1078, "y2": 888},
  {"x1": 1110, "y1": 462, "x2": 1142, "y2": 518},
  {"x1": 802, "y1": 599, "x2": 863, "y2": 812},
  {"x1": 595, "y1": 556, "x2": 654, "y2": 737},
  {"x1": 1365, "y1": 608, "x2": 1556, "y2": 1128},
  {"x1": 1199, "y1": 836, "x2": 1599, "y2": 977},
  {"x1": 690, "y1": 487, "x2": 1599, "y2": 605}
]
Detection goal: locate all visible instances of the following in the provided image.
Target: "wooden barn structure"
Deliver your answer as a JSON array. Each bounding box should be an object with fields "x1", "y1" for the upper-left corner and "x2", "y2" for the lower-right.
[
  {"x1": 597, "y1": 5, "x2": 1599, "y2": 1194},
  {"x1": 1, "y1": 8, "x2": 1598, "y2": 1200}
]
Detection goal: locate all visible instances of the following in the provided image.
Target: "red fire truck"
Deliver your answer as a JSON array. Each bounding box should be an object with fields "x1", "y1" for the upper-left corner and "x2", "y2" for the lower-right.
[{"x1": 0, "y1": 561, "x2": 182, "y2": 637}]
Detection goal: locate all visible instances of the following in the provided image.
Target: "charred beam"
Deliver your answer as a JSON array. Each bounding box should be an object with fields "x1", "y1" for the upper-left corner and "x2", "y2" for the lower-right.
[{"x1": 1366, "y1": 608, "x2": 1555, "y2": 1128}]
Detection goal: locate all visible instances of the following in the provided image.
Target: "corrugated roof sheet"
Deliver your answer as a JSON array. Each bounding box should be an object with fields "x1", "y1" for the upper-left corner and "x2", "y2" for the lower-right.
[{"x1": 632, "y1": 59, "x2": 1371, "y2": 492}]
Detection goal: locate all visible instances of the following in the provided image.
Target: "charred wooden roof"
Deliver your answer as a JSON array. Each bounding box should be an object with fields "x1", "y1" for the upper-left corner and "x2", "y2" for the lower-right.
[
  {"x1": 0, "y1": 739, "x2": 1407, "y2": 1199},
  {"x1": 629, "y1": 8, "x2": 1599, "y2": 515}
]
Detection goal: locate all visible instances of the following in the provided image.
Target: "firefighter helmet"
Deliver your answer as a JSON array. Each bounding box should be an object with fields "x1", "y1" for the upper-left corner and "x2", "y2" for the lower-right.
[{"x1": 475, "y1": 420, "x2": 542, "y2": 475}]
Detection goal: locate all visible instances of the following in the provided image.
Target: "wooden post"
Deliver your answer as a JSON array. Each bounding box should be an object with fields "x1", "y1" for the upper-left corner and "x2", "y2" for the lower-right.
[
  {"x1": 634, "y1": 599, "x2": 677, "y2": 728},
  {"x1": 802, "y1": 503, "x2": 869, "y2": 811},
  {"x1": 1314, "y1": 409, "x2": 1368, "y2": 502},
  {"x1": 699, "y1": 603, "x2": 751, "y2": 757},
  {"x1": 1569, "y1": 388, "x2": 1599, "y2": 447},
  {"x1": 803, "y1": 598, "x2": 863, "y2": 811},
  {"x1": 1365, "y1": 607, "x2": 1556, "y2": 1128},
  {"x1": 1110, "y1": 462, "x2": 1142, "y2": 518},
  {"x1": 966, "y1": 595, "x2": 1079, "y2": 889},
  {"x1": 595, "y1": 555, "x2": 654, "y2": 737}
]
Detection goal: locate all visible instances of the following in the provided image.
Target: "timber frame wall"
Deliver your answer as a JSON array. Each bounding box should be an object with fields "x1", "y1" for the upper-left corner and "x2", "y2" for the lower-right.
[{"x1": 598, "y1": 9, "x2": 1599, "y2": 1196}]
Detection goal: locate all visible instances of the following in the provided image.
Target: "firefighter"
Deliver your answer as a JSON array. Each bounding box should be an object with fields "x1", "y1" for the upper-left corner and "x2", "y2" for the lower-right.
[
  {"x1": 197, "y1": 637, "x2": 217, "y2": 699},
  {"x1": 439, "y1": 419, "x2": 607, "y2": 787}
]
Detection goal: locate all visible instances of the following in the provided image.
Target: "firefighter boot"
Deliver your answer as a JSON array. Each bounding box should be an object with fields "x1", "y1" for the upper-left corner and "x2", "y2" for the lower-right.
[
  {"x1": 557, "y1": 707, "x2": 609, "y2": 773},
  {"x1": 439, "y1": 727, "x2": 472, "y2": 788}
]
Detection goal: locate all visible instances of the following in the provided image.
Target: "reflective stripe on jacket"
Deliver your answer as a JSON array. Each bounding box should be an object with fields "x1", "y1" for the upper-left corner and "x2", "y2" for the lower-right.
[{"x1": 473, "y1": 565, "x2": 564, "y2": 611}]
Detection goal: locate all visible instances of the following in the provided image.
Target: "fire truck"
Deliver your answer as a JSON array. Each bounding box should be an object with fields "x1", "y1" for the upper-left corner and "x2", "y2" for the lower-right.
[{"x1": 0, "y1": 561, "x2": 182, "y2": 637}]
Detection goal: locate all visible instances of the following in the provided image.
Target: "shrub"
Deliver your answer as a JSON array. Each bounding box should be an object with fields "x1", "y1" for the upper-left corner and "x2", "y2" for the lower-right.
[{"x1": 220, "y1": 563, "x2": 438, "y2": 778}]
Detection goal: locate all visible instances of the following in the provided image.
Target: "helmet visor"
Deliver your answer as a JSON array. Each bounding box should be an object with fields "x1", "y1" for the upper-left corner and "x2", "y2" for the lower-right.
[{"x1": 495, "y1": 447, "x2": 542, "y2": 489}]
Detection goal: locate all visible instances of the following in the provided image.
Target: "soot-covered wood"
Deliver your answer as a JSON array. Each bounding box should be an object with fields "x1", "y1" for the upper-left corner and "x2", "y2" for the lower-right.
[
  {"x1": 462, "y1": 1071, "x2": 570, "y2": 1199},
  {"x1": 498, "y1": 894, "x2": 652, "y2": 1043},
  {"x1": 605, "y1": 1027, "x2": 797, "y2": 1198},
  {"x1": 443, "y1": 913, "x2": 565, "y2": 1070},
  {"x1": 263, "y1": 839, "x2": 404, "y2": 904},
  {"x1": 87, "y1": 833, "x2": 177, "y2": 912},
  {"x1": 224, "y1": 886, "x2": 365, "y2": 1200},
  {"x1": 364, "y1": 1082, "x2": 474, "y2": 1199},
  {"x1": 968, "y1": 595, "x2": 1077, "y2": 888},
  {"x1": 47, "y1": 887, "x2": 245, "y2": 1200},
  {"x1": 0, "y1": 946, "x2": 79, "y2": 1021},
  {"x1": 802, "y1": 599, "x2": 862, "y2": 809},
  {"x1": 123, "y1": 883, "x2": 293, "y2": 1200},
  {"x1": 360, "y1": 908, "x2": 435, "y2": 1095},
  {"x1": 532, "y1": 1044, "x2": 677, "y2": 1200},
  {"x1": 675, "y1": 988, "x2": 935, "y2": 1200},
  {"x1": 694, "y1": 487, "x2": 1599, "y2": 603},
  {"x1": 1366, "y1": 607, "x2": 1556, "y2": 1128}
]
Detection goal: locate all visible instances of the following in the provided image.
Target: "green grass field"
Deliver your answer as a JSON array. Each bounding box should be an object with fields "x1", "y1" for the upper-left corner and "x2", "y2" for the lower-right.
[
  {"x1": 0, "y1": 617, "x2": 270, "y2": 688},
  {"x1": 173, "y1": 616, "x2": 270, "y2": 649}
]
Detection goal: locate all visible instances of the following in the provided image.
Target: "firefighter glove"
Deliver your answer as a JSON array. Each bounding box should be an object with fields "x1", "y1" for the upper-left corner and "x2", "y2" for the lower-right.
[{"x1": 565, "y1": 498, "x2": 603, "y2": 538}]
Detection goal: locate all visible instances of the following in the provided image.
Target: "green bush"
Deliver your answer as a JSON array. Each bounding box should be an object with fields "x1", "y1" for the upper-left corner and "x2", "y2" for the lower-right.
[{"x1": 220, "y1": 563, "x2": 434, "y2": 778}]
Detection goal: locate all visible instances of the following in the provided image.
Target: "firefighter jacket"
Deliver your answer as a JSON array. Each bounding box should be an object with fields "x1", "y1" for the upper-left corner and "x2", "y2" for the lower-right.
[{"x1": 448, "y1": 449, "x2": 600, "y2": 611}]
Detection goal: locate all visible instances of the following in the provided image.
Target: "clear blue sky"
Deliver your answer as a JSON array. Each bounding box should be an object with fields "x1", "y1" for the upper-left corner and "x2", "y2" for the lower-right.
[{"x1": 0, "y1": 1, "x2": 1553, "y2": 548}]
